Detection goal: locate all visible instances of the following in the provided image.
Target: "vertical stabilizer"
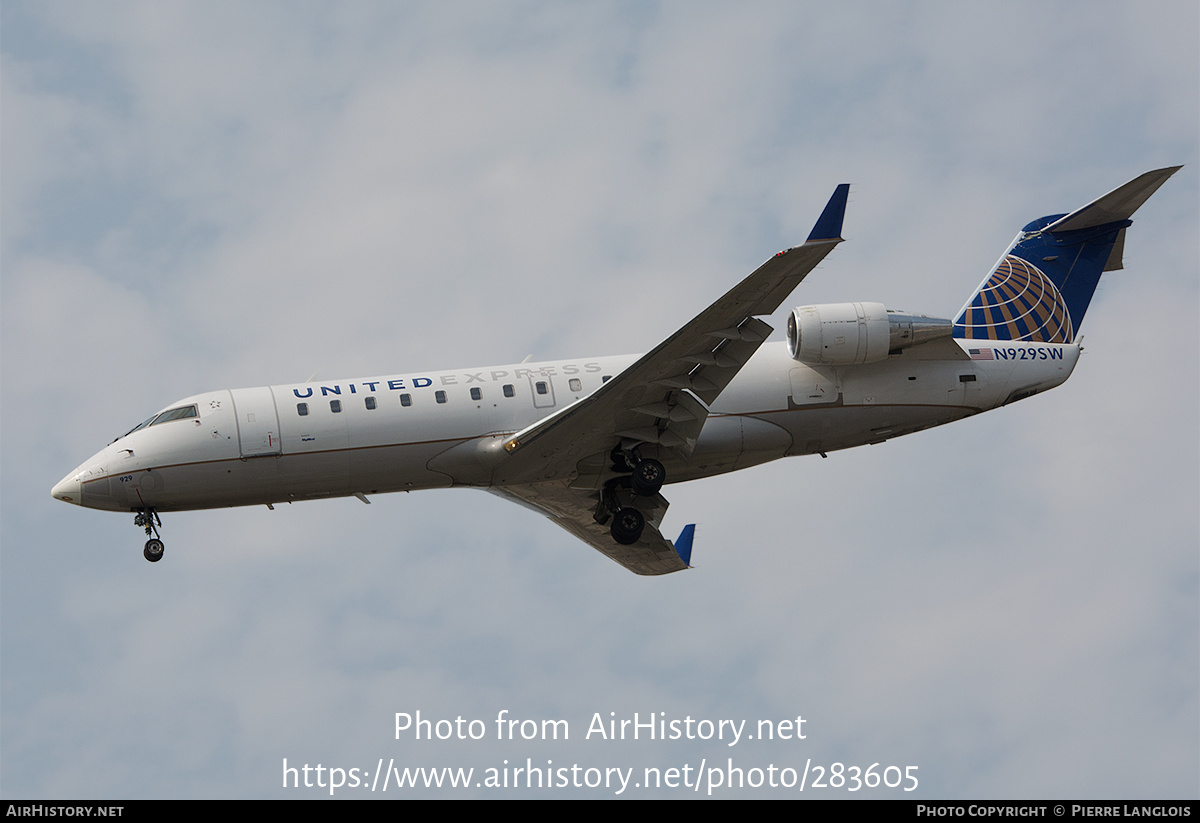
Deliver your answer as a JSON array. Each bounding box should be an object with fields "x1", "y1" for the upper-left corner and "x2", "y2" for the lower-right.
[{"x1": 953, "y1": 167, "x2": 1180, "y2": 343}]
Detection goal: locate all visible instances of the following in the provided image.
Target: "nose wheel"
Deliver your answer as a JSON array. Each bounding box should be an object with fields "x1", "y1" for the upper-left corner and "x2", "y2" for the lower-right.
[
  {"x1": 143, "y1": 539, "x2": 164, "y2": 562},
  {"x1": 134, "y1": 508, "x2": 165, "y2": 563}
]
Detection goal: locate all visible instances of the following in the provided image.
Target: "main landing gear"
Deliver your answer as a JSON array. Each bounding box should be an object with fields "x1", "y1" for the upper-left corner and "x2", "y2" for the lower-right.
[
  {"x1": 609, "y1": 507, "x2": 646, "y2": 545},
  {"x1": 630, "y1": 458, "x2": 665, "y2": 496},
  {"x1": 135, "y1": 507, "x2": 164, "y2": 562},
  {"x1": 599, "y1": 450, "x2": 668, "y2": 545}
]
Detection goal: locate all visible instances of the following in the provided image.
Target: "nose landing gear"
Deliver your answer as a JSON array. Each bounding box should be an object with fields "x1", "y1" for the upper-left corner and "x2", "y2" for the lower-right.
[
  {"x1": 135, "y1": 508, "x2": 164, "y2": 562},
  {"x1": 143, "y1": 539, "x2": 164, "y2": 562}
]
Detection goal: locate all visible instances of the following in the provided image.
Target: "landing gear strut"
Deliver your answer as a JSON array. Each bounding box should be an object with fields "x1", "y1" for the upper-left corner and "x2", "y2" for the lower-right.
[
  {"x1": 595, "y1": 476, "x2": 651, "y2": 546},
  {"x1": 597, "y1": 447, "x2": 670, "y2": 546},
  {"x1": 135, "y1": 508, "x2": 164, "y2": 563}
]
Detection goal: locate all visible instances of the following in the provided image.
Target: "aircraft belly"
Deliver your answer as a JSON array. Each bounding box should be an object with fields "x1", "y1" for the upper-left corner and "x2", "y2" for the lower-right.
[
  {"x1": 782, "y1": 403, "x2": 973, "y2": 456},
  {"x1": 135, "y1": 453, "x2": 330, "y2": 510},
  {"x1": 351, "y1": 441, "x2": 459, "y2": 490},
  {"x1": 672, "y1": 414, "x2": 793, "y2": 481},
  {"x1": 735, "y1": 415, "x2": 796, "y2": 471}
]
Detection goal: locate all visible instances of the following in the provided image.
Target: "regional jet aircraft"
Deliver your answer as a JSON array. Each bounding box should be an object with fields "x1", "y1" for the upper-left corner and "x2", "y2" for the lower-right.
[{"x1": 52, "y1": 168, "x2": 1180, "y2": 574}]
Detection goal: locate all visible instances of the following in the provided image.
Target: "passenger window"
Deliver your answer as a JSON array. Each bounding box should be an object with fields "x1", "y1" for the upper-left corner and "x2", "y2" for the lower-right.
[
  {"x1": 365, "y1": 397, "x2": 377, "y2": 410},
  {"x1": 503, "y1": 384, "x2": 515, "y2": 398},
  {"x1": 330, "y1": 400, "x2": 342, "y2": 413},
  {"x1": 400, "y1": 394, "x2": 412, "y2": 407},
  {"x1": 470, "y1": 387, "x2": 482, "y2": 401},
  {"x1": 535, "y1": 381, "x2": 548, "y2": 395},
  {"x1": 297, "y1": 403, "x2": 308, "y2": 416},
  {"x1": 569, "y1": 378, "x2": 582, "y2": 392},
  {"x1": 435, "y1": 391, "x2": 447, "y2": 404}
]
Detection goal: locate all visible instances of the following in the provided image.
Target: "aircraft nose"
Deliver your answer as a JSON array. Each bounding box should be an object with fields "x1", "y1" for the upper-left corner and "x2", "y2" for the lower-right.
[{"x1": 51, "y1": 471, "x2": 82, "y2": 505}]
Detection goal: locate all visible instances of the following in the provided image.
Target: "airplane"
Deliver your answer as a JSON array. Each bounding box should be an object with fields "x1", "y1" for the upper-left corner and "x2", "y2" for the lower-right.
[{"x1": 51, "y1": 167, "x2": 1180, "y2": 575}]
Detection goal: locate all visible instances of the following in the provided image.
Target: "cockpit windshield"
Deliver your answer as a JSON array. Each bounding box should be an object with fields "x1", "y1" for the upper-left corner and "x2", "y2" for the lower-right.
[
  {"x1": 152, "y1": 405, "x2": 199, "y2": 424},
  {"x1": 114, "y1": 404, "x2": 199, "y2": 442}
]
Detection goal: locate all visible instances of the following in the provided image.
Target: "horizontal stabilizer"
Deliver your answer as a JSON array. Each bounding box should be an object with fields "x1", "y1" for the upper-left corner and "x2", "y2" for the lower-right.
[{"x1": 1045, "y1": 166, "x2": 1181, "y2": 233}]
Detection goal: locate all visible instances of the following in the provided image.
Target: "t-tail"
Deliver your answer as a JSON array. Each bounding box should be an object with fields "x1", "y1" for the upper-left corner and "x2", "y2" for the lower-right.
[{"x1": 953, "y1": 167, "x2": 1181, "y2": 343}]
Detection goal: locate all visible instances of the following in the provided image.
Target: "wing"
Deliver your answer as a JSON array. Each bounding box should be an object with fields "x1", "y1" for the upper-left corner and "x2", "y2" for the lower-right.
[
  {"x1": 489, "y1": 484, "x2": 695, "y2": 576},
  {"x1": 494, "y1": 184, "x2": 849, "y2": 574}
]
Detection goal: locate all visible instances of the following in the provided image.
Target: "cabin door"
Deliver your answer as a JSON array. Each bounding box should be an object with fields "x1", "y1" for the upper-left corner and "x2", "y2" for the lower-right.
[{"x1": 231, "y1": 386, "x2": 282, "y2": 457}]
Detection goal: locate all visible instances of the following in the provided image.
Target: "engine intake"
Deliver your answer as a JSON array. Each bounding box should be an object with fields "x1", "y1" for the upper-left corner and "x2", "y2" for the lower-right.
[{"x1": 786, "y1": 302, "x2": 952, "y2": 365}]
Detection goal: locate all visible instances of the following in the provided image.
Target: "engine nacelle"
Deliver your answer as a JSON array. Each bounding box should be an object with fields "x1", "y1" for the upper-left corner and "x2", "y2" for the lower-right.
[{"x1": 786, "y1": 302, "x2": 953, "y2": 365}]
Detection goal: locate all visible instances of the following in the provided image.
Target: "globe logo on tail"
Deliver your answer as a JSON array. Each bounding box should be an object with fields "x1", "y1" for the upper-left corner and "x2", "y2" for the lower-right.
[{"x1": 958, "y1": 255, "x2": 1073, "y2": 343}]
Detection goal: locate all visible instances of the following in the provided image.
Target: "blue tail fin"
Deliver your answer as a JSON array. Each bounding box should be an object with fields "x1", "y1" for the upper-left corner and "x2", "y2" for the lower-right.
[{"x1": 953, "y1": 167, "x2": 1180, "y2": 343}]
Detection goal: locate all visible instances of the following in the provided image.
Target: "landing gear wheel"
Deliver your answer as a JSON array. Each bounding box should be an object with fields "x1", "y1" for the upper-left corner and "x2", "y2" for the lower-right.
[
  {"x1": 610, "y1": 507, "x2": 646, "y2": 545},
  {"x1": 135, "y1": 506, "x2": 164, "y2": 563},
  {"x1": 143, "y1": 538, "x2": 164, "y2": 563},
  {"x1": 631, "y1": 459, "x2": 666, "y2": 496}
]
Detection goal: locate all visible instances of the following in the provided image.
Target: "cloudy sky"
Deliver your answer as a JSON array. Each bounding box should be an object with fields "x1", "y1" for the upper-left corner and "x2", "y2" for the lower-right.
[{"x1": 2, "y1": 1, "x2": 1196, "y2": 799}]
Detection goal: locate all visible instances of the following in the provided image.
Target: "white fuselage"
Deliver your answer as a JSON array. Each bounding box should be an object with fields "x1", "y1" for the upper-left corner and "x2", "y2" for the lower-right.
[{"x1": 52, "y1": 340, "x2": 1078, "y2": 515}]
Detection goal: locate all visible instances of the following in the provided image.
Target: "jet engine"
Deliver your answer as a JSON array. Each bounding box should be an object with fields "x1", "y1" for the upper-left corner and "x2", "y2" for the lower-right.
[{"x1": 786, "y1": 302, "x2": 953, "y2": 365}]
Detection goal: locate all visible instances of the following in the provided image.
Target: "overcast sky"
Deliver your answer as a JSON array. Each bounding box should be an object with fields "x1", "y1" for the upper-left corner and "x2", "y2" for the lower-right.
[{"x1": 2, "y1": 0, "x2": 1197, "y2": 799}]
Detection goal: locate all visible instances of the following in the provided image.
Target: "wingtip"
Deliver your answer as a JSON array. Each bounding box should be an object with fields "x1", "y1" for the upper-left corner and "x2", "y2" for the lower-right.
[
  {"x1": 674, "y1": 523, "x2": 696, "y2": 567},
  {"x1": 805, "y1": 183, "x2": 850, "y2": 243}
]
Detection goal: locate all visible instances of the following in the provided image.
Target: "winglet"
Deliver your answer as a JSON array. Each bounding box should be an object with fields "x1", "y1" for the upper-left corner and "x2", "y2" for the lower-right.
[
  {"x1": 673, "y1": 524, "x2": 696, "y2": 567},
  {"x1": 806, "y1": 183, "x2": 850, "y2": 242}
]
